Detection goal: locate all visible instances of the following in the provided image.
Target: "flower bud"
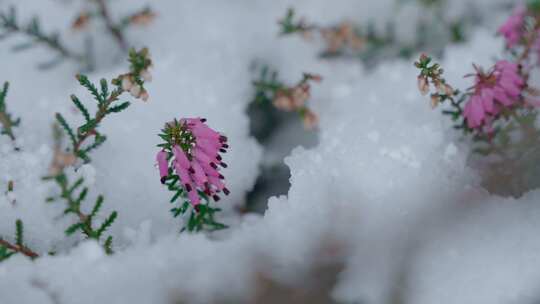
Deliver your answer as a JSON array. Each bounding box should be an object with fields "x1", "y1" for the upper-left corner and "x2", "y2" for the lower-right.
[
  {"x1": 121, "y1": 77, "x2": 133, "y2": 91},
  {"x1": 140, "y1": 90, "x2": 149, "y2": 102},
  {"x1": 273, "y1": 95, "x2": 294, "y2": 111},
  {"x1": 417, "y1": 76, "x2": 429, "y2": 95},
  {"x1": 302, "y1": 109, "x2": 318, "y2": 129},
  {"x1": 141, "y1": 70, "x2": 152, "y2": 82},
  {"x1": 130, "y1": 85, "x2": 142, "y2": 98},
  {"x1": 444, "y1": 84, "x2": 454, "y2": 96},
  {"x1": 430, "y1": 94, "x2": 440, "y2": 109}
]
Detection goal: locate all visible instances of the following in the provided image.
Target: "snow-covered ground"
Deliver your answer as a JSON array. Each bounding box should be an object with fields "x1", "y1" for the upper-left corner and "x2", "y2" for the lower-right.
[{"x1": 2, "y1": 0, "x2": 538, "y2": 303}]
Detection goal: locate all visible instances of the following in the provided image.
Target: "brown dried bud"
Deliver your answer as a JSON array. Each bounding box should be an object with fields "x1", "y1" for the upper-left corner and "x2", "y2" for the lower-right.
[
  {"x1": 291, "y1": 84, "x2": 310, "y2": 108},
  {"x1": 302, "y1": 109, "x2": 318, "y2": 129},
  {"x1": 72, "y1": 12, "x2": 90, "y2": 31},
  {"x1": 430, "y1": 94, "x2": 440, "y2": 109},
  {"x1": 49, "y1": 149, "x2": 77, "y2": 176},
  {"x1": 417, "y1": 76, "x2": 430, "y2": 96},
  {"x1": 140, "y1": 90, "x2": 149, "y2": 102},
  {"x1": 321, "y1": 28, "x2": 345, "y2": 54},
  {"x1": 130, "y1": 9, "x2": 156, "y2": 26},
  {"x1": 273, "y1": 93, "x2": 295, "y2": 111},
  {"x1": 444, "y1": 84, "x2": 454, "y2": 96}
]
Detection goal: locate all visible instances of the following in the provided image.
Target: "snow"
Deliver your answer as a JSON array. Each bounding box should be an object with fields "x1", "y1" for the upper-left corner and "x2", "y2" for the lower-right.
[{"x1": 2, "y1": 0, "x2": 539, "y2": 303}]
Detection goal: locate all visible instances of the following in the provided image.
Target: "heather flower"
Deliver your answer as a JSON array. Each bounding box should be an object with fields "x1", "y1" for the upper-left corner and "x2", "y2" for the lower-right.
[
  {"x1": 273, "y1": 83, "x2": 311, "y2": 111},
  {"x1": 302, "y1": 108, "x2": 318, "y2": 129},
  {"x1": 498, "y1": 6, "x2": 526, "y2": 48},
  {"x1": 321, "y1": 22, "x2": 364, "y2": 53},
  {"x1": 418, "y1": 75, "x2": 429, "y2": 95},
  {"x1": 463, "y1": 60, "x2": 525, "y2": 129},
  {"x1": 129, "y1": 8, "x2": 156, "y2": 26},
  {"x1": 157, "y1": 118, "x2": 229, "y2": 207}
]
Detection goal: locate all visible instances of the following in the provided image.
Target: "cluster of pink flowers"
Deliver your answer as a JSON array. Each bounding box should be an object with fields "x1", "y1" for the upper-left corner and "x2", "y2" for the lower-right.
[
  {"x1": 463, "y1": 61, "x2": 525, "y2": 130},
  {"x1": 156, "y1": 118, "x2": 229, "y2": 207},
  {"x1": 498, "y1": 6, "x2": 526, "y2": 48}
]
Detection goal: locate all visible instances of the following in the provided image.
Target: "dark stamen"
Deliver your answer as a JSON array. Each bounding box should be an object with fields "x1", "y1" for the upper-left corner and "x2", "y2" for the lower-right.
[{"x1": 223, "y1": 188, "x2": 230, "y2": 195}]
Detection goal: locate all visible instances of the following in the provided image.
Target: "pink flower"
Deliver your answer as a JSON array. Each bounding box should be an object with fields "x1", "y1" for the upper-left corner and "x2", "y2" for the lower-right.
[
  {"x1": 498, "y1": 6, "x2": 526, "y2": 48},
  {"x1": 156, "y1": 150, "x2": 168, "y2": 183},
  {"x1": 157, "y1": 118, "x2": 229, "y2": 207},
  {"x1": 463, "y1": 60, "x2": 525, "y2": 130}
]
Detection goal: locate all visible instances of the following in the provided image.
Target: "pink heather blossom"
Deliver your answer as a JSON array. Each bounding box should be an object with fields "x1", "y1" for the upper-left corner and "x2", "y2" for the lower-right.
[
  {"x1": 498, "y1": 6, "x2": 526, "y2": 48},
  {"x1": 463, "y1": 60, "x2": 525, "y2": 130},
  {"x1": 156, "y1": 150, "x2": 168, "y2": 183},
  {"x1": 157, "y1": 118, "x2": 229, "y2": 207}
]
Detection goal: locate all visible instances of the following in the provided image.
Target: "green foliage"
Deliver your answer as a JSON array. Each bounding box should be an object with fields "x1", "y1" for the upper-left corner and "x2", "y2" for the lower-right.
[
  {"x1": 55, "y1": 113, "x2": 77, "y2": 147},
  {"x1": 528, "y1": 0, "x2": 540, "y2": 14},
  {"x1": 48, "y1": 173, "x2": 117, "y2": 254},
  {"x1": 0, "y1": 220, "x2": 38, "y2": 261},
  {"x1": 56, "y1": 74, "x2": 130, "y2": 163},
  {"x1": 0, "y1": 6, "x2": 87, "y2": 70},
  {"x1": 45, "y1": 49, "x2": 152, "y2": 254},
  {"x1": 279, "y1": 4, "x2": 469, "y2": 66},
  {"x1": 0, "y1": 81, "x2": 20, "y2": 142},
  {"x1": 415, "y1": 55, "x2": 470, "y2": 132},
  {"x1": 161, "y1": 160, "x2": 228, "y2": 233},
  {"x1": 252, "y1": 66, "x2": 282, "y2": 104},
  {"x1": 278, "y1": 8, "x2": 312, "y2": 35}
]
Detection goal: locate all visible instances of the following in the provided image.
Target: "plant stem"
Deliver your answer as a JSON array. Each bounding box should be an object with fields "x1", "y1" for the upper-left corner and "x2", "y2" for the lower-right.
[
  {"x1": 1, "y1": 15, "x2": 84, "y2": 62},
  {"x1": 0, "y1": 238, "x2": 38, "y2": 259},
  {"x1": 73, "y1": 89, "x2": 122, "y2": 155},
  {"x1": 0, "y1": 112, "x2": 15, "y2": 141},
  {"x1": 94, "y1": 0, "x2": 128, "y2": 51}
]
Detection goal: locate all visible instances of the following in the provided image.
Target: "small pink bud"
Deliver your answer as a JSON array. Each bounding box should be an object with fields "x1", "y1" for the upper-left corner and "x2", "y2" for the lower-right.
[
  {"x1": 156, "y1": 150, "x2": 168, "y2": 183},
  {"x1": 140, "y1": 90, "x2": 149, "y2": 102}
]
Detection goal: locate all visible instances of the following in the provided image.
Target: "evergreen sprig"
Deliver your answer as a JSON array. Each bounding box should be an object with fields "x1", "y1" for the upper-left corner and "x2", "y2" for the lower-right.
[
  {"x1": 0, "y1": 220, "x2": 39, "y2": 261},
  {"x1": 45, "y1": 173, "x2": 117, "y2": 254},
  {"x1": 415, "y1": 55, "x2": 471, "y2": 132},
  {"x1": 251, "y1": 65, "x2": 321, "y2": 130},
  {"x1": 252, "y1": 66, "x2": 283, "y2": 105},
  {"x1": 0, "y1": 81, "x2": 20, "y2": 143},
  {"x1": 0, "y1": 6, "x2": 87, "y2": 69},
  {"x1": 73, "y1": 1, "x2": 155, "y2": 52},
  {"x1": 55, "y1": 47, "x2": 152, "y2": 163},
  {"x1": 45, "y1": 48, "x2": 152, "y2": 253},
  {"x1": 278, "y1": 6, "x2": 467, "y2": 65},
  {"x1": 278, "y1": 8, "x2": 315, "y2": 35}
]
